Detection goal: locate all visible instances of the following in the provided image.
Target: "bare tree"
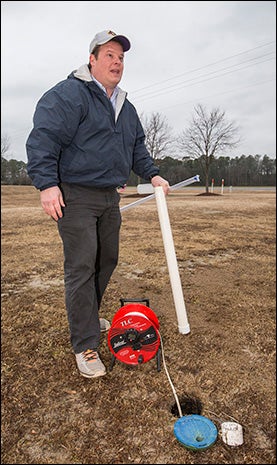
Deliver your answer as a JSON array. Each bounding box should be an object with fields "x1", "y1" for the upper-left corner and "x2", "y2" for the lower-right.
[
  {"x1": 1, "y1": 134, "x2": 12, "y2": 159},
  {"x1": 140, "y1": 112, "x2": 173, "y2": 160},
  {"x1": 177, "y1": 104, "x2": 240, "y2": 192}
]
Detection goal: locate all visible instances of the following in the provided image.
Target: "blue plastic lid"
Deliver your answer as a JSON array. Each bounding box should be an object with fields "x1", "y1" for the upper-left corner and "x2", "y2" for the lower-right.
[{"x1": 174, "y1": 414, "x2": 218, "y2": 451}]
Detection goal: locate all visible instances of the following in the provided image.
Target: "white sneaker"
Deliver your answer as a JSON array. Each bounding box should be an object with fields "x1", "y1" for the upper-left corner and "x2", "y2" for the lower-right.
[
  {"x1": 100, "y1": 318, "x2": 111, "y2": 332},
  {"x1": 75, "y1": 349, "x2": 106, "y2": 378}
]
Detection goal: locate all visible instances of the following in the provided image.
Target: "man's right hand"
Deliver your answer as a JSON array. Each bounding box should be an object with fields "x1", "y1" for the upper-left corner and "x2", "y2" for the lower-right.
[{"x1": 40, "y1": 186, "x2": 65, "y2": 221}]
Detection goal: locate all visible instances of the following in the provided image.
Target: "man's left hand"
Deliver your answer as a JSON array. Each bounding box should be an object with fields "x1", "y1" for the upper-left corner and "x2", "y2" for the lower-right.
[{"x1": 150, "y1": 176, "x2": 170, "y2": 195}]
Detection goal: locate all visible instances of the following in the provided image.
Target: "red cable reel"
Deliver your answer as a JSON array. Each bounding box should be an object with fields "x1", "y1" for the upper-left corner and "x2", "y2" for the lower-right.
[{"x1": 108, "y1": 299, "x2": 161, "y2": 370}]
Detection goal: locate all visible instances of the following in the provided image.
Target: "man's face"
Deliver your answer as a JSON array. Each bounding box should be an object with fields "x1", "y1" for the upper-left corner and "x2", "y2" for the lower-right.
[{"x1": 90, "y1": 41, "x2": 124, "y2": 91}]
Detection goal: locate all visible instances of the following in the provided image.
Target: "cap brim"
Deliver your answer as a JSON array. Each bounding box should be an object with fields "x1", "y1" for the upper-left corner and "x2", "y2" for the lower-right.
[{"x1": 113, "y1": 35, "x2": 131, "y2": 52}]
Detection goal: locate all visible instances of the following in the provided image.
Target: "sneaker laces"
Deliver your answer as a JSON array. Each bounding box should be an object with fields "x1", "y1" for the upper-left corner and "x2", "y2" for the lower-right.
[{"x1": 82, "y1": 349, "x2": 98, "y2": 362}]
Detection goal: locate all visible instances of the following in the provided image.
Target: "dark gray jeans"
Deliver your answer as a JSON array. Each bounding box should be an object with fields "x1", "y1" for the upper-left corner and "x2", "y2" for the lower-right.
[{"x1": 57, "y1": 183, "x2": 121, "y2": 354}]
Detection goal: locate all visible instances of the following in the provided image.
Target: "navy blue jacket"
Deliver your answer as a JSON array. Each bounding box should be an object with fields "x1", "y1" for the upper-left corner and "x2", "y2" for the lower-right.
[{"x1": 26, "y1": 65, "x2": 159, "y2": 190}]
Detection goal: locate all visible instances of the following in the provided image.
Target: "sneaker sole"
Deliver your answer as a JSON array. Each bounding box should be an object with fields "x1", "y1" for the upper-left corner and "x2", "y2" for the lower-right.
[
  {"x1": 79, "y1": 369, "x2": 106, "y2": 378},
  {"x1": 100, "y1": 319, "x2": 111, "y2": 332}
]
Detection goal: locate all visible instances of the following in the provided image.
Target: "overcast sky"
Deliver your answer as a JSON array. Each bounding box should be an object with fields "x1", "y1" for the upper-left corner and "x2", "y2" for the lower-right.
[{"x1": 1, "y1": 1, "x2": 276, "y2": 162}]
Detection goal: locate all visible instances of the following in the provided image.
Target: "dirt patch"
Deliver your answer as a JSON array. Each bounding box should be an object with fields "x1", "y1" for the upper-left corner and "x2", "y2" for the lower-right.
[{"x1": 1, "y1": 185, "x2": 276, "y2": 464}]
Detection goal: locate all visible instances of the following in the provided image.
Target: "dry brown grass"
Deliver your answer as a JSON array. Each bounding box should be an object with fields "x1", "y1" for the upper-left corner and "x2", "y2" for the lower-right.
[{"x1": 1, "y1": 185, "x2": 276, "y2": 464}]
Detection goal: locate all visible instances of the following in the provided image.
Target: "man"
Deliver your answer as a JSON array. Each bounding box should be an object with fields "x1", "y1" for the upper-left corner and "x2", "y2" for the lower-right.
[{"x1": 26, "y1": 30, "x2": 169, "y2": 379}]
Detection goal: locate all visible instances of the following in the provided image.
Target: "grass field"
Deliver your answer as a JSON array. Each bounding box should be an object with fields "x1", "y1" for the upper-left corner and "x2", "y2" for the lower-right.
[{"x1": 1, "y1": 185, "x2": 276, "y2": 464}]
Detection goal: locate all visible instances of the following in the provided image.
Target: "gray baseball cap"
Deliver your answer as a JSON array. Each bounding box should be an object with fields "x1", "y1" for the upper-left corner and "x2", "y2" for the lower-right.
[{"x1": 89, "y1": 30, "x2": 131, "y2": 54}]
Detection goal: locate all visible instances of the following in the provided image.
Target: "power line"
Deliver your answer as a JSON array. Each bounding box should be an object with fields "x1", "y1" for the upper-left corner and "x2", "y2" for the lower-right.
[
  {"x1": 131, "y1": 55, "x2": 275, "y2": 103},
  {"x1": 155, "y1": 77, "x2": 276, "y2": 114},
  {"x1": 130, "y1": 40, "x2": 276, "y2": 95}
]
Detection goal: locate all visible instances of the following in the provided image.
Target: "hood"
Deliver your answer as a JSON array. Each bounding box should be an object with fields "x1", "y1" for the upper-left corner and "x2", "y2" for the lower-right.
[{"x1": 72, "y1": 64, "x2": 93, "y2": 82}]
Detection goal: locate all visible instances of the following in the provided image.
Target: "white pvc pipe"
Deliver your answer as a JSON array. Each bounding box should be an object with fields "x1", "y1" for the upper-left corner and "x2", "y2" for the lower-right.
[
  {"x1": 120, "y1": 175, "x2": 200, "y2": 212},
  {"x1": 155, "y1": 186, "x2": 190, "y2": 334}
]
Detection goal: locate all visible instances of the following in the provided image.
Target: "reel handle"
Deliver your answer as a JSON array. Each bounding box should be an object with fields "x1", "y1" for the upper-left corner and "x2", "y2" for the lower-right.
[{"x1": 120, "y1": 298, "x2": 150, "y2": 307}]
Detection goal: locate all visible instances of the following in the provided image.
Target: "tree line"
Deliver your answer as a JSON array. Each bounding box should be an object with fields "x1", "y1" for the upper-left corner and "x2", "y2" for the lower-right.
[
  {"x1": 2, "y1": 152, "x2": 275, "y2": 188},
  {"x1": 2, "y1": 104, "x2": 276, "y2": 188},
  {"x1": 129, "y1": 154, "x2": 276, "y2": 187}
]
